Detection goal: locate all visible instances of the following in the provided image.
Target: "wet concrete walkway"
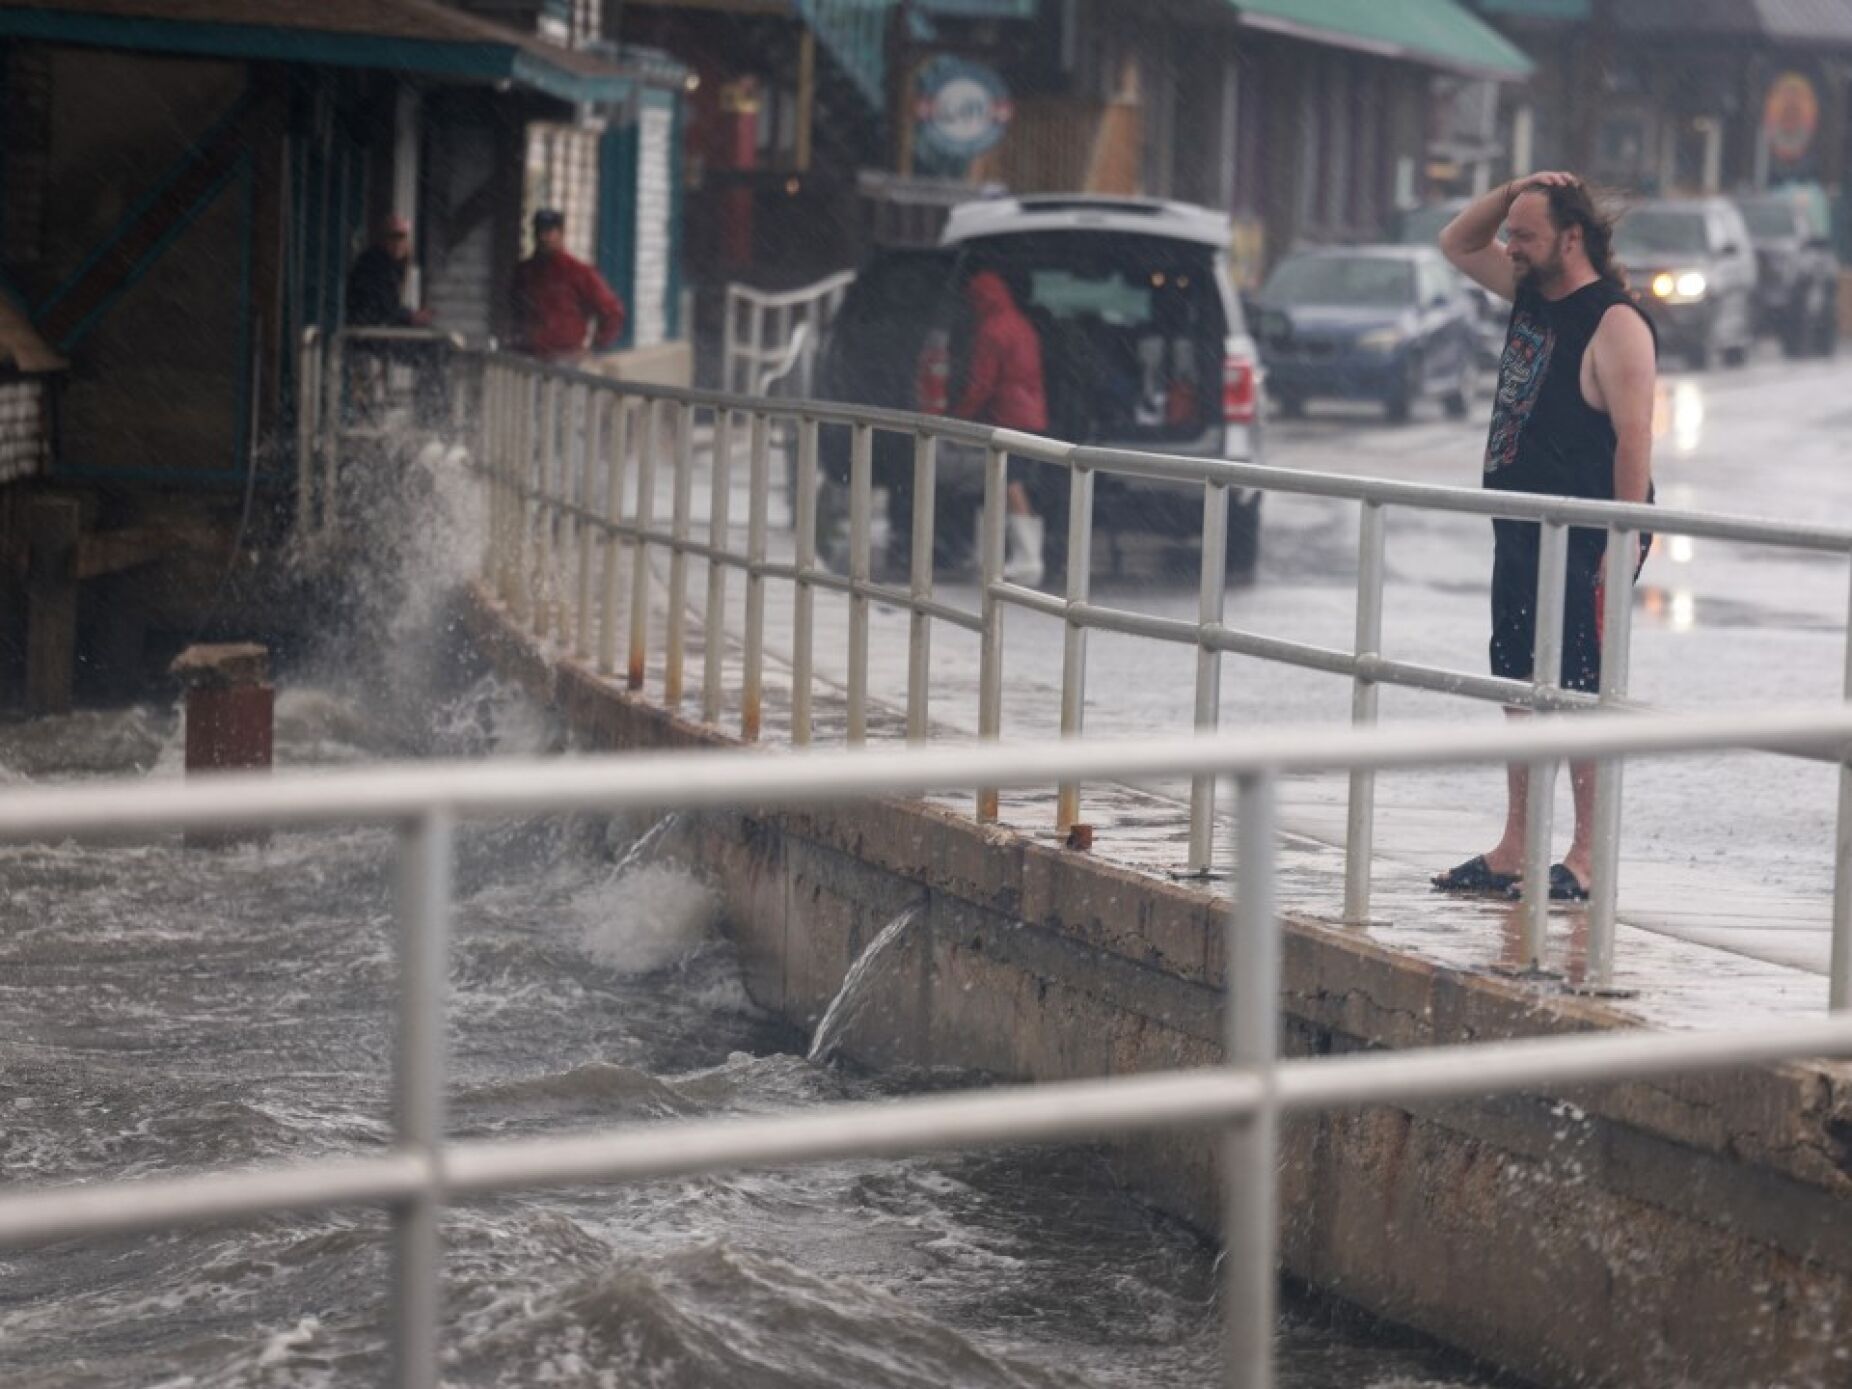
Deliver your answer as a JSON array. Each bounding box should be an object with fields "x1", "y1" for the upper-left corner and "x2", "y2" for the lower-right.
[{"x1": 511, "y1": 404, "x2": 1838, "y2": 1035}]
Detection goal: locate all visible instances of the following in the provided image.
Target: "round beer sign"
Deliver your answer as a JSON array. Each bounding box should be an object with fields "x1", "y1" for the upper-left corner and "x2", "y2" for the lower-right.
[{"x1": 915, "y1": 57, "x2": 1014, "y2": 167}]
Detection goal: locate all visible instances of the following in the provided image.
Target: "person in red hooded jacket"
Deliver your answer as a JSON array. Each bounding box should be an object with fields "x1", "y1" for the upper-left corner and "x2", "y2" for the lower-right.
[
  {"x1": 510, "y1": 209, "x2": 625, "y2": 360},
  {"x1": 951, "y1": 271, "x2": 1050, "y2": 584}
]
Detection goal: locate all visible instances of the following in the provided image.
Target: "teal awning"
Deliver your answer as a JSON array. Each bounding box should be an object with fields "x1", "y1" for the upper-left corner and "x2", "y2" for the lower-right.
[
  {"x1": 917, "y1": 0, "x2": 1037, "y2": 14},
  {"x1": 1233, "y1": 0, "x2": 1536, "y2": 79},
  {"x1": 0, "y1": 0, "x2": 641, "y2": 105},
  {"x1": 1470, "y1": 0, "x2": 1590, "y2": 19}
]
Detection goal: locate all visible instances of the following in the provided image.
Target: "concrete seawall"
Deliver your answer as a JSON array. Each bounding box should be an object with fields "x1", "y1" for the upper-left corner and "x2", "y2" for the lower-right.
[{"x1": 463, "y1": 584, "x2": 1852, "y2": 1389}]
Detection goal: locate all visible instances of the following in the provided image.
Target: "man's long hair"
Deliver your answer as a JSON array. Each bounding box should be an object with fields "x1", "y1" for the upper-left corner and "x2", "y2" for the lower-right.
[{"x1": 1541, "y1": 182, "x2": 1626, "y2": 288}]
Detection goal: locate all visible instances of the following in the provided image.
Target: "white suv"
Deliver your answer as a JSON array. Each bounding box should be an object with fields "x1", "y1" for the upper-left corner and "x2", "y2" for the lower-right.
[{"x1": 817, "y1": 195, "x2": 1265, "y2": 581}]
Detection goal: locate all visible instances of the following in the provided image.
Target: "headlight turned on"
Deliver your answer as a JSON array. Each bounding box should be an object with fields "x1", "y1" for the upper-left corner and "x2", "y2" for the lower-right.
[{"x1": 1652, "y1": 271, "x2": 1708, "y2": 303}]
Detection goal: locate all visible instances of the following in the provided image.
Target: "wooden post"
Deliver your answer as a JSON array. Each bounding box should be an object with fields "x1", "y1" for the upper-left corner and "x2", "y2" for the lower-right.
[
  {"x1": 25, "y1": 495, "x2": 80, "y2": 716},
  {"x1": 171, "y1": 642, "x2": 274, "y2": 848},
  {"x1": 797, "y1": 30, "x2": 816, "y2": 174}
]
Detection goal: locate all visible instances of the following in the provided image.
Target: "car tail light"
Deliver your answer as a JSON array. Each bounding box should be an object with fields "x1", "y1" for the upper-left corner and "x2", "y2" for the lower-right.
[
  {"x1": 1222, "y1": 355, "x2": 1257, "y2": 425},
  {"x1": 916, "y1": 340, "x2": 951, "y2": 416}
]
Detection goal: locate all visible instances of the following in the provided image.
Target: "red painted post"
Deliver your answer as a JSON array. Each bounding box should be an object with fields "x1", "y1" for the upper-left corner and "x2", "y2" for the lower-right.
[{"x1": 170, "y1": 643, "x2": 274, "y2": 847}]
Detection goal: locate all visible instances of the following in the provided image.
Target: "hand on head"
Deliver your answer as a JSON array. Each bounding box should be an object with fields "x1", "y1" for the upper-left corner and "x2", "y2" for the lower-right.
[{"x1": 1514, "y1": 171, "x2": 1580, "y2": 198}]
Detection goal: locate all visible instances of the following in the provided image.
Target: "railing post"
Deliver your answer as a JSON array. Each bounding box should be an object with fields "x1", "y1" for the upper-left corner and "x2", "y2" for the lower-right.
[
  {"x1": 319, "y1": 330, "x2": 343, "y2": 543},
  {"x1": 847, "y1": 423, "x2": 873, "y2": 745},
  {"x1": 743, "y1": 410, "x2": 770, "y2": 742},
  {"x1": 1832, "y1": 556, "x2": 1852, "y2": 1011},
  {"x1": 976, "y1": 444, "x2": 1008, "y2": 822},
  {"x1": 555, "y1": 384, "x2": 578, "y2": 646},
  {"x1": 665, "y1": 401, "x2": 694, "y2": 706},
  {"x1": 296, "y1": 329, "x2": 320, "y2": 541},
  {"x1": 627, "y1": 399, "x2": 659, "y2": 691},
  {"x1": 598, "y1": 398, "x2": 631, "y2": 676},
  {"x1": 1224, "y1": 771, "x2": 1279, "y2": 1389},
  {"x1": 793, "y1": 416, "x2": 820, "y2": 747},
  {"x1": 722, "y1": 290, "x2": 740, "y2": 394},
  {"x1": 509, "y1": 372, "x2": 534, "y2": 626},
  {"x1": 1521, "y1": 519, "x2": 1570, "y2": 971},
  {"x1": 574, "y1": 388, "x2": 600, "y2": 660},
  {"x1": 1343, "y1": 502, "x2": 1387, "y2": 922},
  {"x1": 1057, "y1": 460, "x2": 1096, "y2": 835},
  {"x1": 907, "y1": 433, "x2": 937, "y2": 744},
  {"x1": 533, "y1": 378, "x2": 560, "y2": 639},
  {"x1": 747, "y1": 300, "x2": 766, "y2": 395},
  {"x1": 1190, "y1": 481, "x2": 1230, "y2": 874},
  {"x1": 480, "y1": 365, "x2": 499, "y2": 587},
  {"x1": 500, "y1": 368, "x2": 517, "y2": 598},
  {"x1": 1586, "y1": 526, "x2": 1636, "y2": 991},
  {"x1": 391, "y1": 808, "x2": 452, "y2": 1389},
  {"x1": 485, "y1": 366, "x2": 507, "y2": 588},
  {"x1": 703, "y1": 407, "x2": 735, "y2": 726}
]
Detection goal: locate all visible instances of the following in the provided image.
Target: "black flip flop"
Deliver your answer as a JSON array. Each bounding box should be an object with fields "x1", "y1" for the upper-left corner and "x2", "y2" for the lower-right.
[
  {"x1": 1431, "y1": 855, "x2": 1519, "y2": 896},
  {"x1": 1548, "y1": 863, "x2": 1590, "y2": 902}
]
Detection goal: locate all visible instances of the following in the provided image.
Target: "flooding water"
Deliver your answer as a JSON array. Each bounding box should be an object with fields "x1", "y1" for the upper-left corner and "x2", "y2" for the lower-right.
[
  {"x1": 0, "y1": 441, "x2": 1506, "y2": 1388},
  {"x1": 0, "y1": 679, "x2": 1516, "y2": 1389}
]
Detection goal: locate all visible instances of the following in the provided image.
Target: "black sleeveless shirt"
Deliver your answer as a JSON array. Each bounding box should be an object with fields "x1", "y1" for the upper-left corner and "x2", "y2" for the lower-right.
[{"x1": 1483, "y1": 278, "x2": 1653, "y2": 500}]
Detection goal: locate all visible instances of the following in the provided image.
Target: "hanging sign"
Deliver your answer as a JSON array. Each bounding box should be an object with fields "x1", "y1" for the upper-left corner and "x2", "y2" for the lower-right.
[
  {"x1": 915, "y1": 57, "x2": 1014, "y2": 167},
  {"x1": 1764, "y1": 71, "x2": 1820, "y2": 165}
]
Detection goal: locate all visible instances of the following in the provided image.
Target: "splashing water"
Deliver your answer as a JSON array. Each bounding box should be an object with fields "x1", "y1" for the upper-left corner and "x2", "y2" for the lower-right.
[
  {"x1": 610, "y1": 813, "x2": 681, "y2": 880},
  {"x1": 808, "y1": 904, "x2": 925, "y2": 1064},
  {"x1": 576, "y1": 862, "x2": 721, "y2": 975}
]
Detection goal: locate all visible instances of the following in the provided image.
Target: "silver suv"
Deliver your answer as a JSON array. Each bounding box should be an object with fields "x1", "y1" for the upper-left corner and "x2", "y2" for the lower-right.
[
  {"x1": 817, "y1": 196, "x2": 1264, "y2": 581},
  {"x1": 1616, "y1": 197, "x2": 1759, "y2": 369}
]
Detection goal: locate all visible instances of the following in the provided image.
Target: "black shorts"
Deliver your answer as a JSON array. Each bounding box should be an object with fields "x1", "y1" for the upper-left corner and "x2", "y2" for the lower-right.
[{"x1": 1490, "y1": 520, "x2": 1651, "y2": 694}]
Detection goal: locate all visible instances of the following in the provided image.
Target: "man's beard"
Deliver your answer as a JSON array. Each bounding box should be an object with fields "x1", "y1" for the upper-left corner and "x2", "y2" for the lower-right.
[{"x1": 1515, "y1": 241, "x2": 1566, "y2": 291}]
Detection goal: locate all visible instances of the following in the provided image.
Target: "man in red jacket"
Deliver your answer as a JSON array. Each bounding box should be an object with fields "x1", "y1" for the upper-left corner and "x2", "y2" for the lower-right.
[
  {"x1": 952, "y1": 270, "x2": 1050, "y2": 585},
  {"x1": 510, "y1": 209, "x2": 625, "y2": 359}
]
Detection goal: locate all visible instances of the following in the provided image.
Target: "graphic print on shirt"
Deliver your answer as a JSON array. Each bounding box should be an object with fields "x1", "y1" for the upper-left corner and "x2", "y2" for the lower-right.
[{"x1": 1485, "y1": 306, "x2": 1554, "y2": 475}]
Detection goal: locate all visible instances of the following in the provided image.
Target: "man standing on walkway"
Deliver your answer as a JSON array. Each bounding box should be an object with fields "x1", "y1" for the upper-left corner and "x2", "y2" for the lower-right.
[
  {"x1": 510, "y1": 209, "x2": 625, "y2": 360},
  {"x1": 1433, "y1": 172, "x2": 1657, "y2": 902}
]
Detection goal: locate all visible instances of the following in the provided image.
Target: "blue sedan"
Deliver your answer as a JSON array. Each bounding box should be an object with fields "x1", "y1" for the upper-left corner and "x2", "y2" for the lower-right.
[{"x1": 1254, "y1": 246, "x2": 1485, "y2": 423}]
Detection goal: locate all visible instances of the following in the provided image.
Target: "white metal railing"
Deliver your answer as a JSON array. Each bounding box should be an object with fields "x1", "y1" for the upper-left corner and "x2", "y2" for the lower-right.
[
  {"x1": 5, "y1": 711, "x2": 1852, "y2": 1389},
  {"x1": 452, "y1": 351, "x2": 1852, "y2": 1006},
  {"x1": 296, "y1": 326, "x2": 477, "y2": 547},
  {"x1": 721, "y1": 271, "x2": 854, "y2": 397}
]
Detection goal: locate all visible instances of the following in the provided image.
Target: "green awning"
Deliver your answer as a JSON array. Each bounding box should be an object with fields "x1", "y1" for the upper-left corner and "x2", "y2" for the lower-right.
[
  {"x1": 1233, "y1": 0, "x2": 1535, "y2": 79},
  {"x1": 0, "y1": 0, "x2": 642, "y2": 105},
  {"x1": 1470, "y1": 0, "x2": 1590, "y2": 19},
  {"x1": 917, "y1": 0, "x2": 1037, "y2": 14}
]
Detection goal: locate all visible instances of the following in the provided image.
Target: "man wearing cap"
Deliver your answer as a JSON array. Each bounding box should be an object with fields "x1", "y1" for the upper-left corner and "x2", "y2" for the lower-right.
[
  {"x1": 510, "y1": 209, "x2": 625, "y2": 359},
  {"x1": 345, "y1": 215, "x2": 434, "y2": 328}
]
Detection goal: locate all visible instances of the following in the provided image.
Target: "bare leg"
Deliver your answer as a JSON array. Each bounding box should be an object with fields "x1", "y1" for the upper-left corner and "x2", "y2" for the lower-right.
[
  {"x1": 1482, "y1": 708, "x2": 1530, "y2": 876},
  {"x1": 1560, "y1": 758, "x2": 1596, "y2": 889},
  {"x1": 1006, "y1": 479, "x2": 1035, "y2": 517}
]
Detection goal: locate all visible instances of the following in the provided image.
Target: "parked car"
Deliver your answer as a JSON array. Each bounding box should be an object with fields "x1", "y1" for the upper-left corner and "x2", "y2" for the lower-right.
[
  {"x1": 814, "y1": 196, "x2": 1265, "y2": 581},
  {"x1": 1732, "y1": 185, "x2": 1839, "y2": 358},
  {"x1": 1252, "y1": 246, "x2": 1481, "y2": 423},
  {"x1": 1615, "y1": 198, "x2": 1757, "y2": 369},
  {"x1": 1390, "y1": 200, "x2": 1507, "y2": 368}
]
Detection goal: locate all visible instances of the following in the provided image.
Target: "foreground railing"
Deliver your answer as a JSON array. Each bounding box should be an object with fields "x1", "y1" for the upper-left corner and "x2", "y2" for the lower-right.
[
  {"x1": 452, "y1": 351, "x2": 1852, "y2": 1005},
  {"x1": 4, "y1": 709, "x2": 1852, "y2": 1389}
]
